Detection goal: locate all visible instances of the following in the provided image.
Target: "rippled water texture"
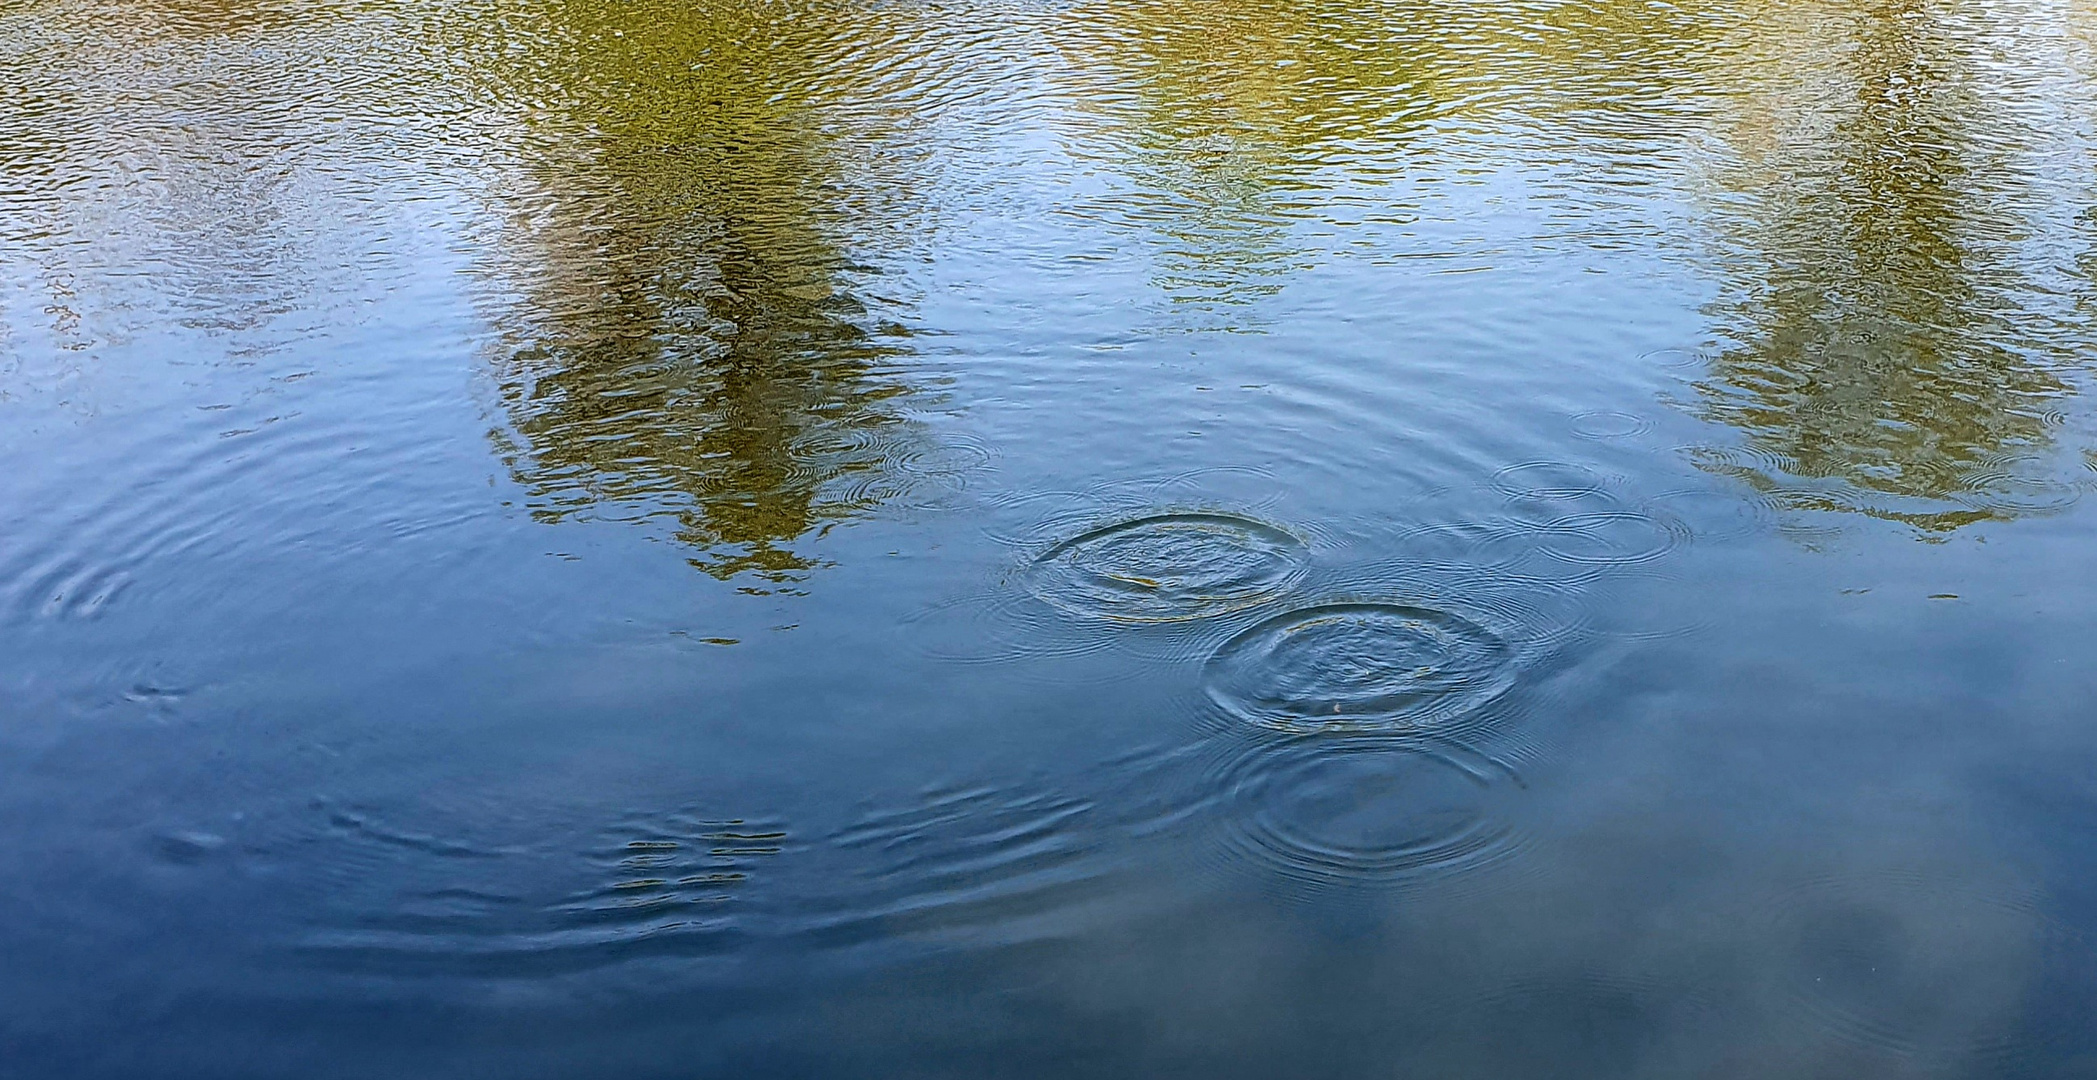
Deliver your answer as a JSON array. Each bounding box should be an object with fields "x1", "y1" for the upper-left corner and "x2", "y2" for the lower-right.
[
  {"x1": 1026, "y1": 512, "x2": 1310, "y2": 621},
  {"x1": 7, "y1": 0, "x2": 2097, "y2": 1074},
  {"x1": 1208, "y1": 735, "x2": 1524, "y2": 890},
  {"x1": 1206, "y1": 603, "x2": 1519, "y2": 732}
]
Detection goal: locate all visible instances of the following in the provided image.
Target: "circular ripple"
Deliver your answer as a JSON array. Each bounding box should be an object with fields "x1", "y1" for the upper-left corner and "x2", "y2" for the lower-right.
[
  {"x1": 1215, "y1": 735, "x2": 1521, "y2": 889},
  {"x1": 1568, "y1": 410, "x2": 1654, "y2": 440},
  {"x1": 1204, "y1": 603, "x2": 1517, "y2": 733},
  {"x1": 1954, "y1": 458, "x2": 2081, "y2": 516},
  {"x1": 1390, "y1": 518, "x2": 1541, "y2": 574},
  {"x1": 1647, "y1": 489, "x2": 1776, "y2": 542},
  {"x1": 1492, "y1": 461, "x2": 1607, "y2": 501},
  {"x1": 1536, "y1": 512, "x2": 1686, "y2": 567},
  {"x1": 1026, "y1": 513, "x2": 1309, "y2": 623},
  {"x1": 1642, "y1": 347, "x2": 1711, "y2": 369}
]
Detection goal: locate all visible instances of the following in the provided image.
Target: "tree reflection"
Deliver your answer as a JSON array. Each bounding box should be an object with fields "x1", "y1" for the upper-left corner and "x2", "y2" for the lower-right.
[
  {"x1": 1049, "y1": 0, "x2": 1461, "y2": 320},
  {"x1": 1694, "y1": 0, "x2": 2075, "y2": 532},
  {"x1": 460, "y1": 0, "x2": 945, "y2": 581}
]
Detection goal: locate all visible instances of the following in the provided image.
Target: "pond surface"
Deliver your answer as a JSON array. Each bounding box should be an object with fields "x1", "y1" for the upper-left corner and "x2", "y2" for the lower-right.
[{"x1": 6, "y1": 0, "x2": 2097, "y2": 1075}]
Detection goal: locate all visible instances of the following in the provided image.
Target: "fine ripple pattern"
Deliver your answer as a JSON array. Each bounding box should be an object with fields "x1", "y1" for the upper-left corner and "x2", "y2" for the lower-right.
[
  {"x1": 1210, "y1": 735, "x2": 1523, "y2": 891},
  {"x1": 1024, "y1": 512, "x2": 1309, "y2": 623},
  {"x1": 1204, "y1": 603, "x2": 1517, "y2": 734},
  {"x1": 1953, "y1": 455, "x2": 2082, "y2": 516},
  {"x1": 1643, "y1": 347, "x2": 1712, "y2": 369},
  {"x1": 298, "y1": 811, "x2": 785, "y2": 978},
  {"x1": 807, "y1": 784, "x2": 1106, "y2": 950},
  {"x1": 1647, "y1": 488, "x2": 1777, "y2": 542},
  {"x1": 1567, "y1": 410, "x2": 1654, "y2": 440},
  {"x1": 1536, "y1": 511, "x2": 1687, "y2": 567},
  {"x1": 1492, "y1": 461, "x2": 1608, "y2": 501}
]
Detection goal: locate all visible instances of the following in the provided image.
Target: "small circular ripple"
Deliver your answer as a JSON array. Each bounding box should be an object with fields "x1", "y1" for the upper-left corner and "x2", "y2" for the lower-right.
[
  {"x1": 1212, "y1": 735, "x2": 1523, "y2": 890},
  {"x1": 1025, "y1": 512, "x2": 1309, "y2": 623},
  {"x1": 1567, "y1": 410, "x2": 1653, "y2": 440},
  {"x1": 1492, "y1": 461, "x2": 1607, "y2": 501},
  {"x1": 1954, "y1": 456, "x2": 2081, "y2": 516},
  {"x1": 1684, "y1": 443, "x2": 1799, "y2": 487},
  {"x1": 1642, "y1": 347, "x2": 1712, "y2": 369},
  {"x1": 818, "y1": 428, "x2": 997, "y2": 512},
  {"x1": 1204, "y1": 603, "x2": 1517, "y2": 734},
  {"x1": 1389, "y1": 518, "x2": 1541, "y2": 575},
  {"x1": 1536, "y1": 512, "x2": 1687, "y2": 567},
  {"x1": 1647, "y1": 489, "x2": 1776, "y2": 542}
]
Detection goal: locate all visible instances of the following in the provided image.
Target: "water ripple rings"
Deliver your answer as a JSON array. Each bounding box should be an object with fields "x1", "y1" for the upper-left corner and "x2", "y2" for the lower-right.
[
  {"x1": 1953, "y1": 458, "x2": 2082, "y2": 516},
  {"x1": 1204, "y1": 603, "x2": 1518, "y2": 734},
  {"x1": 1535, "y1": 512, "x2": 1686, "y2": 567},
  {"x1": 1491, "y1": 461, "x2": 1607, "y2": 501},
  {"x1": 1567, "y1": 410, "x2": 1654, "y2": 440},
  {"x1": 1642, "y1": 347, "x2": 1711, "y2": 369},
  {"x1": 1212, "y1": 734, "x2": 1524, "y2": 890},
  {"x1": 297, "y1": 812, "x2": 786, "y2": 978},
  {"x1": 1025, "y1": 512, "x2": 1310, "y2": 623},
  {"x1": 1684, "y1": 443, "x2": 1799, "y2": 487},
  {"x1": 1389, "y1": 518, "x2": 1541, "y2": 575},
  {"x1": 800, "y1": 784, "x2": 1107, "y2": 951},
  {"x1": 1646, "y1": 489, "x2": 1777, "y2": 542}
]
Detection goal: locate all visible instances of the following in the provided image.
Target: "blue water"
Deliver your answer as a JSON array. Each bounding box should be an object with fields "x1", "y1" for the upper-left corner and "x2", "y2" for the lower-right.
[{"x1": 6, "y1": 0, "x2": 2097, "y2": 1074}]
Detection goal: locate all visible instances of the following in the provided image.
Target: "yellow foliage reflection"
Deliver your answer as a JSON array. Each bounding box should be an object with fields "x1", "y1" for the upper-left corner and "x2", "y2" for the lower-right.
[
  {"x1": 456, "y1": 0, "x2": 951, "y2": 580},
  {"x1": 1693, "y1": 0, "x2": 2078, "y2": 531}
]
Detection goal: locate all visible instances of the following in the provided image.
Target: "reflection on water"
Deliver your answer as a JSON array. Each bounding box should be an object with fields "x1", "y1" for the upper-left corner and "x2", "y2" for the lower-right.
[
  {"x1": 457, "y1": 0, "x2": 957, "y2": 580},
  {"x1": 1051, "y1": 0, "x2": 1456, "y2": 321},
  {"x1": 1693, "y1": 0, "x2": 2083, "y2": 532},
  {"x1": 9, "y1": 0, "x2": 2097, "y2": 1075}
]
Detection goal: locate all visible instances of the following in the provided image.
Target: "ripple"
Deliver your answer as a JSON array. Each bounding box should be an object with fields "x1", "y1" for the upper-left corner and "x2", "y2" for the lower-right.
[
  {"x1": 1954, "y1": 456, "x2": 2081, "y2": 516},
  {"x1": 1680, "y1": 442, "x2": 2081, "y2": 532},
  {"x1": 1684, "y1": 443, "x2": 1797, "y2": 489},
  {"x1": 820, "y1": 427, "x2": 997, "y2": 512},
  {"x1": 298, "y1": 810, "x2": 784, "y2": 978},
  {"x1": 1025, "y1": 512, "x2": 1309, "y2": 623},
  {"x1": 1642, "y1": 347, "x2": 1712, "y2": 369},
  {"x1": 1204, "y1": 603, "x2": 1518, "y2": 734},
  {"x1": 20, "y1": 561, "x2": 133, "y2": 621},
  {"x1": 802, "y1": 783, "x2": 1111, "y2": 950},
  {"x1": 1491, "y1": 461, "x2": 1607, "y2": 501},
  {"x1": 1567, "y1": 410, "x2": 1654, "y2": 440},
  {"x1": 1388, "y1": 517, "x2": 1545, "y2": 574},
  {"x1": 1211, "y1": 735, "x2": 1523, "y2": 890},
  {"x1": 979, "y1": 469, "x2": 1289, "y2": 550},
  {"x1": 1536, "y1": 512, "x2": 1686, "y2": 567},
  {"x1": 1646, "y1": 488, "x2": 1776, "y2": 542}
]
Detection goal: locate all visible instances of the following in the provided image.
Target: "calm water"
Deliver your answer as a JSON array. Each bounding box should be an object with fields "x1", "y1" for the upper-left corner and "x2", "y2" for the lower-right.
[{"x1": 6, "y1": 0, "x2": 2097, "y2": 1075}]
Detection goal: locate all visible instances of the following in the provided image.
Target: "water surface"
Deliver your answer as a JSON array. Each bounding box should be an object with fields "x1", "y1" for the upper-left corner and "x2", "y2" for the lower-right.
[{"x1": 6, "y1": 0, "x2": 2097, "y2": 1075}]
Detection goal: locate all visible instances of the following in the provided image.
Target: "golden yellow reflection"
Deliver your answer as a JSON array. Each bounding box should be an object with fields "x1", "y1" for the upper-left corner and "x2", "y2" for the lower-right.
[
  {"x1": 454, "y1": 0, "x2": 947, "y2": 581},
  {"x1": 1693, "y1": 0, "x2": 2076, "y2": 531}
]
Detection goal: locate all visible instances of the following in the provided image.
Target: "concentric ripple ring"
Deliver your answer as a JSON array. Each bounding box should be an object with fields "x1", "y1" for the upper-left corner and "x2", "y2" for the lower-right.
[
  {"x1": 1025, "y1": 512, "x2": 1309, "y2": 623},
  {"x1": 1203, "y1": 602, "x2": 1517, "y2": 733},
  {"x1": 1215, "y1": 735, "x2": 1520, "y2": 888}
]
